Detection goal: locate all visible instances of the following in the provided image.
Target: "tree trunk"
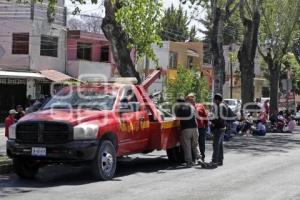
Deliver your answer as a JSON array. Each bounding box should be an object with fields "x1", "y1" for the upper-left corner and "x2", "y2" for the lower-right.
[
  {"x1": 268, "y1": 62, "x2": 280, "y2": 114},
  {"x1": 211, "y1": 8, "x2": 226, "y2": 95},
  {"x1": 101, "y1": 0, "x2": 141, "y2": 83},
  {"x1": 238, "y1": 4, "x2": 261, "y2": 109}
]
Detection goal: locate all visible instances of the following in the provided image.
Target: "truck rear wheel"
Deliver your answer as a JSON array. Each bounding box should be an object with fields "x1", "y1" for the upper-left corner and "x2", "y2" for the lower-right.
[
  {"x1": 13, "y1": 158, "x2": 39, "y2": 179},
  {"x1": 166, "y1": 146, "x2": 185, "y2": 163},
  {"x1": 91, "y1": 140, "x2": 117, "y2": 181}
]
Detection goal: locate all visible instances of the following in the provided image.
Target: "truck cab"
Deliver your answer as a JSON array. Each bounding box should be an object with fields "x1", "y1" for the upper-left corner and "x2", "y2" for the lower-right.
[{"x1": 7, "y1": 73, "x2": 183, "y2": 180}]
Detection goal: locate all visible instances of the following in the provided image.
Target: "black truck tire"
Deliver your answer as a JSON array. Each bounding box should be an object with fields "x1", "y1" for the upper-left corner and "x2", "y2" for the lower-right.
[
  {"x1": 13, "y1": 158, "x2": 39, "y2": 179},
  {"x1": 91, "y1": 140, "x2": 117, "y2": 181},
  {"x1": 166, "y1": 146, "x2": 185, "y2": 163}
]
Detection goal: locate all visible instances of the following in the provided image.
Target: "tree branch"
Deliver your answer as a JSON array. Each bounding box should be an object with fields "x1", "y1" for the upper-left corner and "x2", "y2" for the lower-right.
[
  {"x1": 225, "y1": 1, "x2": 239, "y2": 19},
  {"x1": 239, "y1": 0, "x2": 251, "y2": 25},
  {"x1": 278, "y1": 5, "x2": 300, "y2": 61},
  {"x1": 258, "y1": 44, "x2": 268, "y2": 63}
]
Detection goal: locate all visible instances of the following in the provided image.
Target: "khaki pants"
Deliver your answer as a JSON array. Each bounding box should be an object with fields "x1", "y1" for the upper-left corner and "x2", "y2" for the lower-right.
[{"x1": 180, "y1": 128, "x2": 201, "y2": 163}]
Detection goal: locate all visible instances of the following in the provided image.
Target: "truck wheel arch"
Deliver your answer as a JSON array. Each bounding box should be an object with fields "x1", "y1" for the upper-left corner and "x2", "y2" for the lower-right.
[{"x1": 100, "y1": 132, "x2": 118, "y2": 151}]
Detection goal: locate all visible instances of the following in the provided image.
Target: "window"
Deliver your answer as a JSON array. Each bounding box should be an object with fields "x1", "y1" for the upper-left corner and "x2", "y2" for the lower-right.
[
  {"x1": 77, "y1": 42, "x2": 92, "y2": 60},
  {"x1": 100, "y1": 46, "x2": 109, "y2": 62},
  {"x1": 40, "y1": 35, "x2": 58, "y2": 57},
  {"x1": 169, "y1": 51, "x2": 178, "y2": 69},
  {"x1": 12, "y1": 33, "x2": 29, "y2": 54},
  {"x1": 120, "y1": 87, "x2": 140, "y2": 112},
  {"x1": 187, "y1": 56, "x2": 194, "y2": 69}
]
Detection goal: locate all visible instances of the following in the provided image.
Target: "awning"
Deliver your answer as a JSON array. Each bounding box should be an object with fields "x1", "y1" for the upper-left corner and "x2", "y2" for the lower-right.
[
  {"x1": 0, "y1": 70, "x2": 45, "y2": 79},
  {"x1": 40, "y1": 70, "x2": 76, "y2": 82}
]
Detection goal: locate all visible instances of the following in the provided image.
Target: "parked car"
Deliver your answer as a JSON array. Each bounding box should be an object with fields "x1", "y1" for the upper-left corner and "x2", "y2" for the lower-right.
[{"x1": 224, "y1": 99, "x2": 241, "y2": 114}]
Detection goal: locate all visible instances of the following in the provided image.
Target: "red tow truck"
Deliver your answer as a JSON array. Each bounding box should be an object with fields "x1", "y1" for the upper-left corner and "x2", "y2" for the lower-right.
[{"x1": 7, "y1": 70, "x2": 183, "y2": 180}]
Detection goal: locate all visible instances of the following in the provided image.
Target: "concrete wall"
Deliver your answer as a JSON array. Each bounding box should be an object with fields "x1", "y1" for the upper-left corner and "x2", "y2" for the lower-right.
[
  {"x1": 67, "y1": 60, "x2": 112, "y2": 80},
  {"x1": 30, "y1": 21, "x2": 67, "y2": 73},
  {"x1": 0, "y1": 0, "x2": 67, "y2": 73},
  {"x1": 67, "y1": 38, "x2": 110, "y2": 63},
  {"x1": 0, "y1": 19, "x2": 32, "y2": 70}
]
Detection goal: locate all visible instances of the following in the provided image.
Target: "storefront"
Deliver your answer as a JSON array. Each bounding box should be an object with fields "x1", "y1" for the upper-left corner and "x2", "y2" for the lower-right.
[{"x1": 0, "y1": 71, "x2": 45, "y2": 121}]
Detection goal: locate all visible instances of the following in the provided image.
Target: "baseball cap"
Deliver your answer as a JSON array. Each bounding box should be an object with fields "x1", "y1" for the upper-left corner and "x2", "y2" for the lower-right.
[
  {"x1": 186, "y1": 93, "x2": 196, "y2": 99},
  {"x1": 9, "y1": 109, "x2": 17, "y2": 115}
]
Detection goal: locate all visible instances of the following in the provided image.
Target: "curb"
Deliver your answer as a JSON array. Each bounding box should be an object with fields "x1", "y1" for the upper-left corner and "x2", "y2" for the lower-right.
[{"x1": 0, "y1": 156, "x2": 13, "y2": 174}]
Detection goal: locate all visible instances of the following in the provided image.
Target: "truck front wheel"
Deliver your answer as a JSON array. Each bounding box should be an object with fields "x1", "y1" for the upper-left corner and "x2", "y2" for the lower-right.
[
  {"x1": 166, "y1": 146, "x2": 185, "y2": 163},
  {"x1": 13, "y1": 158, "x2": 39, "y2": 179},
  {"x1": 91, "y1": 140, "x2": 117, "y2": 181}
]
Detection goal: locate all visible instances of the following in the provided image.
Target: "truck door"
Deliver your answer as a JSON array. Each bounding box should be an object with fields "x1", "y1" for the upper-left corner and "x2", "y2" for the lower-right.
[{"x1": 118, "y1": 86, "x2": 150, "y2": 154}]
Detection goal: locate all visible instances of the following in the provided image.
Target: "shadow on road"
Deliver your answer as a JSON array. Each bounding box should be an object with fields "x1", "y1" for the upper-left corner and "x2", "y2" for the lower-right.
[
  {"x1": 2, "y1": 131, "x2": 300, "y2": 197},
  {"x1": 0, "y1": 154, "x2": 187, "y2": 197},
  {"x1": 225, "y1": 133, "x2": 300, "y2": 156}
]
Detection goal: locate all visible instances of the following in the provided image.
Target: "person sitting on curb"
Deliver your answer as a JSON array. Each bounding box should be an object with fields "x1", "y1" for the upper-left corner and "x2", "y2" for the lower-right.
[{"x1": 252, "y1": 120, "x2": 266, "y2": 136}]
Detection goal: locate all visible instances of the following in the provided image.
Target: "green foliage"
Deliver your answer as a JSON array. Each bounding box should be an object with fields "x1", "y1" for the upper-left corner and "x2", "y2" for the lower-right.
[
  {"x1": 115, "y1": 0, "x2": 163, "y2": 62},
  {"x1": 259, "y1": 0, "x2": 300, "y2": 63},
  {"x1": 282, "y1": 53, "x2": 300, "y2": 93},
  {"x1": 159, "y1": 4, "x2": 198, "y2": 42},
  {"x1": 166, "y1": 65, "x2": 209, "y2": 103},
  {"x1": 46, "y1": 0, "x2": 163, "y2": 64},
  {"x1": 183, "y1": 0, "x2": 241, "y2": 42},
  {"x1": 223, "y1": 11, "x2": 243, "y2": 45}
]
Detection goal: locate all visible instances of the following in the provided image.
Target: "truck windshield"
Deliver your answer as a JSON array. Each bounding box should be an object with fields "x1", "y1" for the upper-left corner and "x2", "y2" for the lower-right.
[{"x1": 42, "y1": 86, "x2": 118, "y2": 111}]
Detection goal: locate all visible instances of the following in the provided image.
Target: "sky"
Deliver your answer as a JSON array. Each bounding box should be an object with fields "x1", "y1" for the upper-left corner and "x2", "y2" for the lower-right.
[{"x1": 65, "y1": 0, "x2": 206, "y2": 38}]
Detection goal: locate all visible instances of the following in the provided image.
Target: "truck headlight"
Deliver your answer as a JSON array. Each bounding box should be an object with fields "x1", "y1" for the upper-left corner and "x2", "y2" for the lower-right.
[
  {"x1": 9, "y1": 124, "x2": 16, "y2": 139},
  {"x1": 73, "y1": 123, "x2": 99, "y2": 140}
]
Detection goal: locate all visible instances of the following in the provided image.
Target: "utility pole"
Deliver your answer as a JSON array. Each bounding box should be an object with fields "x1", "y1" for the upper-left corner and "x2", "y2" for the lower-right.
[{"x1": 229, "y1": 44, "x2": 233, "y2": 99}]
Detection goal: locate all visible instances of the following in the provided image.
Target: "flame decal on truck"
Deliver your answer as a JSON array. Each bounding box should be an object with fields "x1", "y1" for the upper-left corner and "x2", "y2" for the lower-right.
[{"x1": 119, "y1": 120, "x2": 150, "y2": 133}]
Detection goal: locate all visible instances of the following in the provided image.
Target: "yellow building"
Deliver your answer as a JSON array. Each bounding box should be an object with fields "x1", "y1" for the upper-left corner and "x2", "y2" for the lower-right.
[
  {"x1": 137, "y1": 41, "x2": 204, "y2": 94},
  {"x1": 167, "y1": 42, "x2": 203, "y2": 81}
]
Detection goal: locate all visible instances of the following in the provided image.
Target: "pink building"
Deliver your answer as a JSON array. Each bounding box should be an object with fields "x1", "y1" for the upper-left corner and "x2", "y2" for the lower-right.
[
  {"x1": 0, "y1": 0, "x2": 68, "y2": 120},
  {"x1": 67, "y1": 30, "x2": 116, "y2": 80}
]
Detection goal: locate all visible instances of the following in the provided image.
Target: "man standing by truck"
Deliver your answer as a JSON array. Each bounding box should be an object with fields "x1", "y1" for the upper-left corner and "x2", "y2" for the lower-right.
[
  {"x1": 210, "y1": 94, "x2": 227, "y2": 168},
  {"x1": 186, "y1": 93, "x2": 208, "y2": 162},
  {"x1": 175, "y1": 97, "x2": 201, "y2": 167}
]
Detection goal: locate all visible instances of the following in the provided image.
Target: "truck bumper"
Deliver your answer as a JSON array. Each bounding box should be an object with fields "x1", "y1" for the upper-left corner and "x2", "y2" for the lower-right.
[{"x1": 6, "y1": 139, "x2": 99, "y2": 163}]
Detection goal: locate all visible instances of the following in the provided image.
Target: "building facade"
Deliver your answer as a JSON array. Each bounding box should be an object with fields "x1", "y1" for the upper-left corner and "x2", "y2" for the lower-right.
[
  {"x1": 222, "y1": 44, "x2": 270, "y2": 99},
  {"x1": 137, "y1": 41, "x2": 204, "y2": 94},
  {"x1": 67, "y1": 30, "x2": 114, "y2": 80},
  {"x1": 0, "y1": 0, "x2": 67, "y2": 120}
]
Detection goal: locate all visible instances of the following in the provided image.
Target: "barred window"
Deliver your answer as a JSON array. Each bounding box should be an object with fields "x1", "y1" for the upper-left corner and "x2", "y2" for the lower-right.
[
  {"x1": 40, "y1": 35, "x2": 58, "y2": 57},
  {"x1": 12, "y1": 33, "x2": 29, "y2": 54}
]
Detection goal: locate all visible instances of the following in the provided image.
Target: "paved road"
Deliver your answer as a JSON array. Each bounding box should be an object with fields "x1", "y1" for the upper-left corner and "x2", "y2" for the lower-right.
[{"x1": 1, "y1": 129, "x2": 300, "y2": 200}]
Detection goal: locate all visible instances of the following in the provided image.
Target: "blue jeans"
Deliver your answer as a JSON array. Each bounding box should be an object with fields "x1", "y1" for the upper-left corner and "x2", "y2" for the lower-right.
[
  {"x1": 198, "y1": 128, "x2": 207, "y2": 160},
  {"x1": 212, "y1": 129, "x2": 225, "y2": 163}
]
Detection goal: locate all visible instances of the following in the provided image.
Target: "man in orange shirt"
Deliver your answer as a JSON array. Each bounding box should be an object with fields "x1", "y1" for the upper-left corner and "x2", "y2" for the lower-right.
[
  {"x1": 4, "y1": 109, "x2": 17, "y2": 138},
  {"x1": 196, "y1": 103, "x2": 208, "y2": 161}
]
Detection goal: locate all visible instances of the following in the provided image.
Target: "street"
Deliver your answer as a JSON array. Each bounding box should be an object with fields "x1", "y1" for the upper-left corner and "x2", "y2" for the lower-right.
[{"x1": 1, "y1": 128, "x2": 300, "y2": 200}]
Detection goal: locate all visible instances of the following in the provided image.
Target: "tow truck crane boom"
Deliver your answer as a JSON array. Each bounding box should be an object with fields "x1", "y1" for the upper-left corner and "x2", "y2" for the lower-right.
[{"x1": 141, "y1": 69, "x2": 161, "y2": 91}]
